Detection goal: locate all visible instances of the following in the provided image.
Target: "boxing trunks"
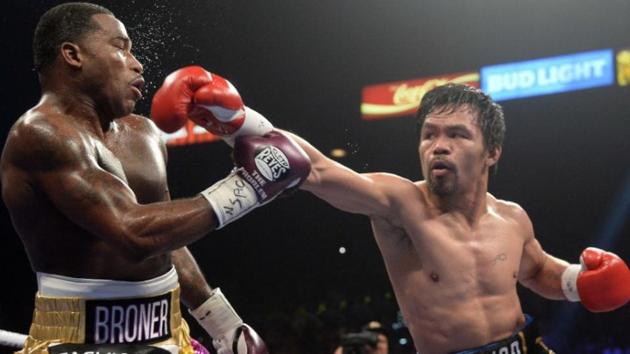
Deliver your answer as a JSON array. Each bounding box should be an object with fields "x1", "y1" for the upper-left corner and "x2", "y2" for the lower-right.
[
  {"x1": 17, "y1": 267, "x2": 198, "y2": 354},
  {"x1": 450, "y1": 315, "x2": 554, "y2": 354}
]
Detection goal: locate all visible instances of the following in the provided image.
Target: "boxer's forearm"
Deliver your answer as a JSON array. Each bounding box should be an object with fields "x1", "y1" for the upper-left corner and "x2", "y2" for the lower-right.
[
  {"x1": 171, "y1": 247, "x2": 214, "y2": 309},
  {"x1": 281, "y1": 130, "x2": 392, "y2": 216},
  {"x1": 520, "y1": 253, "x2": 569, "y2": 300},
  {"x1": 122, "y1": 196, "x2": 216, "y2": 259}
]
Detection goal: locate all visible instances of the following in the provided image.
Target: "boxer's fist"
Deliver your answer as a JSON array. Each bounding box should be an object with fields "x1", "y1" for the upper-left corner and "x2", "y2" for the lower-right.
[
  {"x1": 190, "y1": 289, "x2": 269, "y2": 354},
  {"x1": 213, "y1": 324, "x2": 268, "y2": 354},
  {"x1": 233, "y1": 130, "x2": 311, "y2": 202},
  {"x1": 189, "y1": 74, "x2": 245, "y2": 136},
  {"x1": 562, "y1": 247, "x2": 630, "y2": 312},
  {"x1": 151, "y1": 66, "x2": 273, "y2": 145},
  {"x1": 151, "y1": 66, "x2": 213, "y2": 133},
  {"x1": 200, "y1": 130, "x2": 310, "y2": 228}
]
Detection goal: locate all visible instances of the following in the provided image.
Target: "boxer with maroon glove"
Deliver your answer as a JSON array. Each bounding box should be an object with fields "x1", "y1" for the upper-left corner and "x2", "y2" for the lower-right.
[
  {"x1": 185, "y1": 131, "x2": 310, "y2": 354},
  {"x1": 200, "y1": 130, "x2": 311, "y2": 228},
  {"x1": 151, "y1": 65, "x2": 310, "y2": 227},
  {"x1": 151, "y1": 67, "x2": 310, "y2": 354},
  {"x1": 561, "y1": 247, "x2": 630, "y2": 312}
]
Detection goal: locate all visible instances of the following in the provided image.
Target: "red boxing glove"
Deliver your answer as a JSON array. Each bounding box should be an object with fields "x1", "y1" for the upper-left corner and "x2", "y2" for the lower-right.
[
  {"x1": 150, "y1": 65, "x2": 245, "y2": 134},
  {"x1": 562, "y1": 247, "x2": 630, "y2": 312},
  {"x1": 150, "y1": 66, "x2": 213, "y2": 133}
]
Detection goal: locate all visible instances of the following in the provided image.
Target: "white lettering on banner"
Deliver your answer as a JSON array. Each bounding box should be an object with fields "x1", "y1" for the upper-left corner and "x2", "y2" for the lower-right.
[
  {"x1": 92, "y1": 298, "x2": 169, "y2": 344},
  {"x1": 124, "y1": 305, "x2": 138, "y2": 343},
  {"x1": 111, "y1": 305, "x2": 124, "y2": 343},
  {"x1": 487, "y1": 59, "x2": 608, "y2": 93},
  {"x1": 94, "y1": 307, "x2": 109, "y2": 343},
  {"x1": 139, "y1": 303, "x2": 151, "y2": 341},
  {"x1": 511, "y1": 340, "x2": 522, "y2": 354},
  {"x1": 488, "y1": 340, "x2": 522, "y2": 354}
]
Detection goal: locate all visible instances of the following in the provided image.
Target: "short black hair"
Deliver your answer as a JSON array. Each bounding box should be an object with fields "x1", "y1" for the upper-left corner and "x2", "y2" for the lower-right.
[
  {"x1": 416, "y1": 83, "x2": 505, "y2": 153},
  {"x1": 33, "y1": 2, "x2": 113, "y2": 73}
]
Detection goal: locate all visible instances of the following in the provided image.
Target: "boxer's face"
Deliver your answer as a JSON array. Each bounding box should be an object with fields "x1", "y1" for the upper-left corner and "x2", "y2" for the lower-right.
[
  {"x1": 419, "y1": 105, "x2": 491, "y2": 196},
  {"x1": 78, "y1": 14, "x2": 144, "y2": 118}
]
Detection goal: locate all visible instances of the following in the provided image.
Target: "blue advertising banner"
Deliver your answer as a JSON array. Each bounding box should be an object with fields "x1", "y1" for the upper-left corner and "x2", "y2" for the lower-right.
[{"x1": 481, "y1": 49, "x2": 614, "y2": 101}]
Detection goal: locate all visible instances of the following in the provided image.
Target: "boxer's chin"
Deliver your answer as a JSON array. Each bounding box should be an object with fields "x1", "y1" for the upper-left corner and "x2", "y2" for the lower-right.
[
  {"x1": 112, "y1": 100, "x2": 136, "y2": 119},
  {"x1": 428, "y1": 175, "x2": 457, "y2": 196}
]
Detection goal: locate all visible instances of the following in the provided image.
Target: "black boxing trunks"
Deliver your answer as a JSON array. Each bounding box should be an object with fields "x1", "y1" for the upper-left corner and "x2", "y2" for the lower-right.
[
  {"x1": 450, "y1": 315, "x2": 555, "y2": 354},
  {"x1": 17, "y1": 267, "x2": 196, "y2": 354}
]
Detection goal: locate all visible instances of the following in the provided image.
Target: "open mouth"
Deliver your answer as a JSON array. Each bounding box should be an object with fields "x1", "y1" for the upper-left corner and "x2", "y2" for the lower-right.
[
  {"x1": 130, "y1": 77, "x2": 145, "y2": 99},
  {"x1": 430, "y1": 160, "x2": 454, "y2": 175}
]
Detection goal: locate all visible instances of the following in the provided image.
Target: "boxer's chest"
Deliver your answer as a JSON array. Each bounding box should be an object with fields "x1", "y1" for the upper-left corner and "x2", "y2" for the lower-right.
[
  {"x1": 404, "y1": 212, "x2": 524, "y2": 293},
  {"x1": 95, "y1": 134, "x2": 167, "y2": 204}
]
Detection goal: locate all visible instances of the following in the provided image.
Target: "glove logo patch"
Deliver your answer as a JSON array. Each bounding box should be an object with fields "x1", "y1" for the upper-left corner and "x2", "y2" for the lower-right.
[{"x1": 255, "y1": 146, "x2": 290, "y2": 181}]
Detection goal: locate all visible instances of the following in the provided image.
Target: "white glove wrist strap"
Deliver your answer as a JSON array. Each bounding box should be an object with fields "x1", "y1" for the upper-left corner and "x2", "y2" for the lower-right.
[
  {"x1": 189, "y1": 288, "x2": 243, "y2": 339},
  {"x1": 223, "y1": 106, "x2": 274, "y2": 147},
  {"x1": 201, "y1": 170, "x2": 258, "y2": 229},
  {"x1": 561, "y1": 264, "x2": 582, "y2": 302}
]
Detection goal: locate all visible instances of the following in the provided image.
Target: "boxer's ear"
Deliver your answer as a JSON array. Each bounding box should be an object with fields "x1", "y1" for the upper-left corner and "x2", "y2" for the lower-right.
[
  {"x1": 486, "y1": 146, "x2": 501, "y2": 168},
  {"x1": 60, "y1": 42, "x2": 83, "y2": 69}
]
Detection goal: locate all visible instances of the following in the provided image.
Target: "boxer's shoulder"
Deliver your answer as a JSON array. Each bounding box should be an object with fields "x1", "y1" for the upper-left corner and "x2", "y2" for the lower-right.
[
  {"x1": 3, "y1": 109, "x2": 90, "y2": 171},
  {"x1": 489, "y1": 195, "x2": 533, "y2": 232},
  {"x1": 114, "y1": 114, "x2": 166, "y2": 156},
  {"x1": 117, "y1": 114, "x2": 163, "y2": 140},
  {"x1": 367, "y1": 172, "x2": 417, "y2": 192}
]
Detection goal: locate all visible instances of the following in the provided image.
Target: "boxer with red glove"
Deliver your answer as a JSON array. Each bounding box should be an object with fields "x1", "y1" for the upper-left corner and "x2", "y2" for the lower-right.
[
  {"x1": 561, "y1": 247, "x2": 630, "y2": 312},
  {"x1": 151, "y1": 66, "x2": 273, "y2": 145},
  {"x1": 150, "y1": 66, "x2": 310, "y2": 228},
  {"x1": 190, "y1": 288, "x2": 268, "y2": 354}
]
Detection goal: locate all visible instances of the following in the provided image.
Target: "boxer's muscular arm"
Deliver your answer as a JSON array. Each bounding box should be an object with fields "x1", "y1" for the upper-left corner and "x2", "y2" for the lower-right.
[
  {"x1": 150, "y1": 135, "x2": 214, "y2": 309},
  {"x1": 284, "y1": 131, "x2": 400, "y2": 218},
  {"x1": 172, "y1": 247, "x2": 214, "y2": 309},
  {"x1": 6, "y1": 117, "x2": 216, "y2": 261},
  {"x1": 516, "y1": 207, "x2": 569, "y2": 299}
]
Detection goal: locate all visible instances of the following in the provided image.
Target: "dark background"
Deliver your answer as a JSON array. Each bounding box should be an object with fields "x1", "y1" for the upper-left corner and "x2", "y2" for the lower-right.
[{"x1": 1, "y1": 1, "x2": 629, "y2": 353}]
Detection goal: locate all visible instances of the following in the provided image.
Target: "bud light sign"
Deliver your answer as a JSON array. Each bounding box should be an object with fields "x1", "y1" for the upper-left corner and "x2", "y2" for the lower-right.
[{"x1": 481, "y1": 49, "x2": 614, "y2": 101}]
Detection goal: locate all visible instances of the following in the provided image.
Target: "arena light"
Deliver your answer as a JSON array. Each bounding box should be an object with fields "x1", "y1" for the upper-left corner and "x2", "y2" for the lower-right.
[
  {"x1": 330, "y1": 148, "x2": 347, "y2": 159},
  {"x1": 616, "y1": 48, "x2": 630, "y2": 86}
]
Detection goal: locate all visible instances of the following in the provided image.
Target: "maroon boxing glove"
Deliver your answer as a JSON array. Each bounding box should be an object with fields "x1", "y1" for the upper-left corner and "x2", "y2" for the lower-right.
[{"x1": 200, "y1": 130, "x2": 311, "y2": 228}]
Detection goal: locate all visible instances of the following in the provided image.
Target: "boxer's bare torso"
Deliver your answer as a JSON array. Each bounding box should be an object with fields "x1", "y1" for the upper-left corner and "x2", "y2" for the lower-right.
[
  {"x1": 293, "y1": 105, "x2": 567, "y2": 353},
  {"x1": 369, "y1": 177, "x2": 527, "y2": 353},
  {"x1": 1, "y1": 101, "x2": 172, "y2": 280}
]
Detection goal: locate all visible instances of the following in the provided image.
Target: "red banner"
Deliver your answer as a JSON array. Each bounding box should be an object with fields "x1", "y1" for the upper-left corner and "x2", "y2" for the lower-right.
[{"x1": 361, "y1": 72, "x2": 480, "y2": 120}]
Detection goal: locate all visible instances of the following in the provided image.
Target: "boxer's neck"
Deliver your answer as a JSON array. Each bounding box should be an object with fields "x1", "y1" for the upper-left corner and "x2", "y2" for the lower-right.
[
  {"x1": 38, "y1": 90, "x2": 116, "y2": 138},
  {"x1": 428, "y1": 178, "x2": 489, "y2": 226}
]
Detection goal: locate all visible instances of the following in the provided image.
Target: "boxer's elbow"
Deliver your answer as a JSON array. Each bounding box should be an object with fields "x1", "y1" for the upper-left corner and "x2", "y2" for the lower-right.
[{"x1": 112, "y1": 223, "x2": 170, "y2": 262}]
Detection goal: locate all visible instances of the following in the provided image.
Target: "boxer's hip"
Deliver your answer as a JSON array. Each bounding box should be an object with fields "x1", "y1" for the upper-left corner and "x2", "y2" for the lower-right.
[
  {"x1": 18, "y1": 267, "x2": 194, "y2": 354},
  {"x1": 450, "y1": 315, "x2": 555, "y2": 354}
]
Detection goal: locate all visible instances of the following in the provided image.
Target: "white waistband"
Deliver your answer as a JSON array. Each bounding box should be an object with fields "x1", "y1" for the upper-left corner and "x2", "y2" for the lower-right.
[{"x1": 36, "y1": 267, "x2": 178, "y2": 299}]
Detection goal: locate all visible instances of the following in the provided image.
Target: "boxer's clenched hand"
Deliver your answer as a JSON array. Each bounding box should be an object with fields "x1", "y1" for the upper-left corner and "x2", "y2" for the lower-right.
[
  {"x1": 190, "y1": 289, "x2": 269, "y2": 354},
  {"x1": 562, "y1": 247, "x2": 630, "y2": 312},
  {"x1": 151, "y1": 66, "x2": 273, "y2": 146},
  {"x1": 200, "y1": 130, "x2": 311, "y2": 228}
]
